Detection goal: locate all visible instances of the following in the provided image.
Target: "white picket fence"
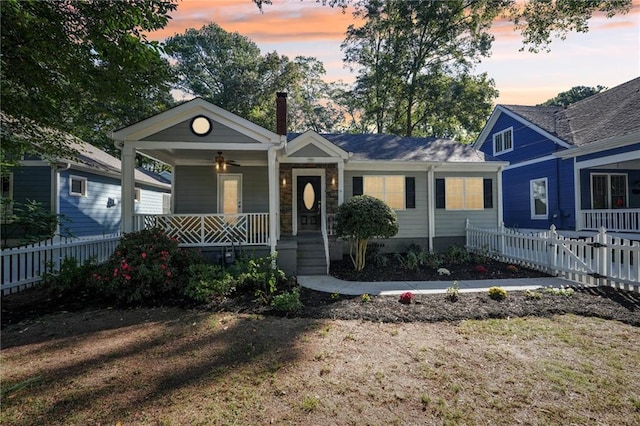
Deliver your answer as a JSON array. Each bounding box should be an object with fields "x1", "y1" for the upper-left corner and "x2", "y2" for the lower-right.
[
  {"x1": 466, "y1": 220, "x2": 640, "y2": 293},
  {"x1": 1, "y1": 233, "x2": 122, "y2": 295}
]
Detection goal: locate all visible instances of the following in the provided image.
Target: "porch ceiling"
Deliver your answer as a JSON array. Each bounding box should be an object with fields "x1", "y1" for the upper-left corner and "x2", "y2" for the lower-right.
[
  {"x1": 591, "y1": 158, "x2": 640, "y2": 170},
  {"x1": 138, "y1": 147, "x2": 269, "y2": 167}
]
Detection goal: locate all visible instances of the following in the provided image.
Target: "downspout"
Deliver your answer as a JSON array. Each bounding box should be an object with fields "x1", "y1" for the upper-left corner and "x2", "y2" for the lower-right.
[{"x1": 53, "y1": 162, "x2": 71, "y2": 238}]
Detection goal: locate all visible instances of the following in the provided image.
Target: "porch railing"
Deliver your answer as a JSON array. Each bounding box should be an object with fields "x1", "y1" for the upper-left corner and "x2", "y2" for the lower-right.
[
  {"x1": 135, "y1": 213, "x2": 270, "y2": 247},
  {"x1": 580, "y1": 209, "x2": 640, "y2": 232}
]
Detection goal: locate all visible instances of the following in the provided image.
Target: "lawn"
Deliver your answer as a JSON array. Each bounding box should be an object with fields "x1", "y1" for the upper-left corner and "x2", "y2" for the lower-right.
[{"x1": 2, "y1": 308, "x2": 639, "y2": 425}]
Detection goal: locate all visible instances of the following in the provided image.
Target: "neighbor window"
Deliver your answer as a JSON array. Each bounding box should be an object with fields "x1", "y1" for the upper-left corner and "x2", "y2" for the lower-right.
[
  {"x1": 591, "y1": 173, "x2": 627, "y2": 209},
  {"x1": 69, "y1": 175, "x2": 87, "y2": 197},
  {"x1": 493, "y1": 127, "x2": 513, "y2": 155},
  {"x1": 1, "y1": 173, "x2": 13, "y2": 220},
  {"x1": 530, "y1": 178, "x2": 548, "y2": 219},
  {"x1": 363, "y1": 175, "x2": 405, "y2": 210}
]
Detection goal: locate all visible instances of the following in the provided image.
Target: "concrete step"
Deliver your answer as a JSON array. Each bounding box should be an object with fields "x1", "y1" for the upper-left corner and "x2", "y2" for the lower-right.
[{"x1": 298, "y1": 265, "x2": 328, "y2": 275}]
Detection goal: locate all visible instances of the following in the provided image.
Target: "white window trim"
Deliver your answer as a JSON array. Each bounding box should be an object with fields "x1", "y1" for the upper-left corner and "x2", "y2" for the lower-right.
[
  {"x1": 363, "y1": 175, "x2": 405, "y2": 210},
  {"x1": 530, "y1": 177, "x2": 549, "y2": 220},
  {"x1": 493, "y1": 127, "x2": 514, "y2": 155},
  {"x1": 134, "y1": 188, "x2": 141, "y2": 202},
  {"x1": 590, "y1": 172, "x2": 628, "y2": 209},
  {"x1": 69, "y1": 175, "x2": 87, "y2": 197}
]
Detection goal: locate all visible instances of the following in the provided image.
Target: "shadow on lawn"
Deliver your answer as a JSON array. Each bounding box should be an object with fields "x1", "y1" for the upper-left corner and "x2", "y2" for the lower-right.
[{"x1": 1, "y1": 308, "x2": 316, "y2": 425}]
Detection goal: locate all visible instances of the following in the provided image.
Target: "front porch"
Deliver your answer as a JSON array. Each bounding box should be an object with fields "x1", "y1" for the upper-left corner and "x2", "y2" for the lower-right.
[{"x1": 580, "y1": 208, "x2": 640, "y2": 233}]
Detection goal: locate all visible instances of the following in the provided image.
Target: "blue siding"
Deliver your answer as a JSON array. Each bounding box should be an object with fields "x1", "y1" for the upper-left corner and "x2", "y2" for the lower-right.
[
  {"x1": 59, "y1": 170, "x2": 121, "y2": 237},
  {"x1": 576, "y1": 142, "x2": 640, "y2": 164},
  {"x1": 478, "y1": 113, "x2": 562, "y2": 164},
  {"x1": 502, "y1": 158, "x2": 575, "y2": 230}
]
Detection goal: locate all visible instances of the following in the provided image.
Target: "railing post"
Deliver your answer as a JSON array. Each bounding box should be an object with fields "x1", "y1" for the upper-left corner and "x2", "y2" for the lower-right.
[
  {"x1": 499, "y1": 221, "x2": 505, "y2": 257},
  {"x1": 597, "y1": 226, "x2": 608, "y2": 286},
  {"x1": 548, "y1": 224, "x2": 558, "y2": 276}
]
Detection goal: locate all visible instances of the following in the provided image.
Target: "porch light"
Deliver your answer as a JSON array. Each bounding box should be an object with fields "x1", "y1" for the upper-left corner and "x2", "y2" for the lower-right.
[
  {"x1": 331, "y1": 176, "x2": 336, "y2": 186},
  {"x1": 282, "y1": 177, "x2": 287, "y2": 186},
  {"x1": 215, "y1": 152, "x2": 227, "y2": 172}
]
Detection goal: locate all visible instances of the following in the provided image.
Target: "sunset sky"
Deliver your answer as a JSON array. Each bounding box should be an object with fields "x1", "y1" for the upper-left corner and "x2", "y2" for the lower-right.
[{"x1": 148, "y1": 0, "x2": 640, "y2": 105}]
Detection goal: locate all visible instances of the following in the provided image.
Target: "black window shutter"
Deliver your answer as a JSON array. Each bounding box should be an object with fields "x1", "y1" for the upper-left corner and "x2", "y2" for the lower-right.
[
  {"x1": 353, "y1": 176, "x2": 363, "y2": 196},
  {"x1": 483, "y1": 178, "x2": 493, "y2": 209},
  {"x1": 435, "y1": 178, "x2": 445, "y2": 209},
  {"x1": 405, "y1": 177, "x2": 415, "y2": 209}
]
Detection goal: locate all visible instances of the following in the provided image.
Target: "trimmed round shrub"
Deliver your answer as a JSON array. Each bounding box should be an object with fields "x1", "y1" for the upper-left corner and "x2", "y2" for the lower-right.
[{"x1": 488, "y1": 286, "x2": 508, "y2": 301}]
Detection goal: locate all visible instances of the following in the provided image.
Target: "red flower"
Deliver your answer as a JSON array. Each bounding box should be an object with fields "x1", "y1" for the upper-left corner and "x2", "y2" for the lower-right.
[
  {"x1": 113, "y1": 268, "x2": 119, "y2": 277},
  {"x1": 166, "y1": 271, "x2": 172, "y2": 277},
  {"x1": 141, "y1": 252, "x2": 147, "y2": 259},
  {"x1": 473, "y1": 265, "x2": 488, "y2": 273},
  {"x1": 400, "y1": 292, "x2": 414, "y2": 304}
]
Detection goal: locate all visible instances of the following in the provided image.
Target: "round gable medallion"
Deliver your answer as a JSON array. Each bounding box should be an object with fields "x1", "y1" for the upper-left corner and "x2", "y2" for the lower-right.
[{"x1": 190, "y1": 115, "x2": 212, "y2": 136}]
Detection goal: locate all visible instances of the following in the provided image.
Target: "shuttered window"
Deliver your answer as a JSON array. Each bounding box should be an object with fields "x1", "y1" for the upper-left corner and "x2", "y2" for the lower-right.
[
  {"x1": 352, "y1": 176, "x2": 415, "y2": 210},
  {"x1": 435, "y1": 177, "x2": 492, "y2": 210}
]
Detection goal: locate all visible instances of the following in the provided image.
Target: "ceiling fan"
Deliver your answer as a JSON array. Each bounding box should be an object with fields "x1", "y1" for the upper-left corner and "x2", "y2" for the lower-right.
[{"x1": 214, "y1": 151, "x2": 240, "y2": 171}]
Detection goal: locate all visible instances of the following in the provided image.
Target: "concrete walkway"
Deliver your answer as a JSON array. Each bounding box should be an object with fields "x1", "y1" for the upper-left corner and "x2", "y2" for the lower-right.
[{"x1": 297, "y1": 275, "x2": 570, "y2": 296}]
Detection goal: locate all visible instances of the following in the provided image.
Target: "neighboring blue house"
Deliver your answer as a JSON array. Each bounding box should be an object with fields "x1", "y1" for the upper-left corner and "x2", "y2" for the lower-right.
[
  {"x1": 474, "y1": 77, "x2": 640, "y2": 233},
  {"x1": 2, "y1": 139, "x2": 171, "y2": 243}
]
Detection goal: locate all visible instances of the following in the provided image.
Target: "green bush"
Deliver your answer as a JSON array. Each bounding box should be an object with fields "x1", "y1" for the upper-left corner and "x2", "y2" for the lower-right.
[
  {"x1": 231, "y1": 252, "x2": 287, "y2": 304},
  {"x1": 42, "y1": 257, "x2": 98, "y2": 298},
  {"x1": 335, "y1": 195, "x2": 399, "y2": 271},
  {"x1": 186, "y1": 263, "x2": 236, "y2": 303},
  {"x1": 443, "y1": 245, "x2": 471, "y2": 265},
  {"x1": 91, "y1": 228, "x2": 204, "y2": 305},
  {"x1": 488, "y1": 286, "x2": 508, "y2": 301},
  {"x1": 271, "y1": 287, "x2": 304, "y2": 313}
]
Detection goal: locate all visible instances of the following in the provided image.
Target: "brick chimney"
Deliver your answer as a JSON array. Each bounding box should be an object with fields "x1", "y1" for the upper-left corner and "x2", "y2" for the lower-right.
[{"x1": 276, "y1": 92, "x2": 287, "y2": 136}]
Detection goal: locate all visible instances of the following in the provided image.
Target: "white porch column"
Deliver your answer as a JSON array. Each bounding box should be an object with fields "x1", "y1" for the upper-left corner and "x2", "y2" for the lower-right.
[
  {"x1": 427, "y1": 165, "x2": 435, "y2": 252},
  {"x1": 574, "y1": 157, "x2": 582, "y2": 231},
  {"x1": 121, "y1": 144, "x2": 136, "y2": 232},
  {"x1": 497, "y1": 166, "x2": 504, "y2": 227},
  {"x1": 337, "y1": 160, "x2": 344, "y2": 205},
  {"x1": 268, "y1": 147, "x2": 278, "y2": 254}
]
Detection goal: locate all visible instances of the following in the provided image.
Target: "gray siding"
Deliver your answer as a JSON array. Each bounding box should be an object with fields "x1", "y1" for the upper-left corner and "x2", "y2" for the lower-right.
[
  {"x1": 433, "y1": 171, "x2": 498, "y2": 236},
  {"x1": 344, "y1": 170, "x2": 429, "y2": 239},
  {"x1": 135, "y1": 186, "x2": 168, "y2": 215},
  {"x1": 143, "y1": 119, "x2": 260, "y2": 144},
  {"x1": 290, "y1": 144, "x2": 332, "y2": 158},
  {"x1": 174, "y1": 166, "x2": 269, "y2": 214}
]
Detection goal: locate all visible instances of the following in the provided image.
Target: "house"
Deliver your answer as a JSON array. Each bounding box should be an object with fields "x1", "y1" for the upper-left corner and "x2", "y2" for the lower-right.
[
  {"x1": 1, "y1": 139, "x2": 171, "y2": 245},
  {"x1": 473, "y1": 77, "x2": 640, "y2": 234},
  {"x1": 110, "y1": 94, "x2": 507, "y2": 275}
]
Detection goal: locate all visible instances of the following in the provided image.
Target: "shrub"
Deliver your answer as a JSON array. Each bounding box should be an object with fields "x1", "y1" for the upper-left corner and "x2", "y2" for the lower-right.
[
  {"x1": 271, "y1": 287, "x2": 304, "y2": 313},
  {"x1": 443, "y1": 245, "x2": 471, "y2": 265},
  {"x1": 446, "y1": 281, "x2": 460, "y2": 302},
  {"x1": 335, "y1": 195, "x2": 399, "y2": 271},
  {"x1": 507, "y1": 264, "x2": 519, "y2": 273},
  {"x1": 396, "y1": 251, "x2": 419, "y2": 271},
  {"x1": 544, "y1": 286, "x2": 575, "y2": 296},
  {"x1": 437, "y1": 268, "x2": 451, "y2": 276},
  {"x1": 488, "y1": 286, "x2": 508, "y2": 301},
  {"x1": 42, "y1": 257, "x2": 98, "y2": 298},
  {"x1": 91, "y1": 228, "x2": 204, "y2": 306},
  {"x1": 399, "y1": 291, "x2": 414, "y2": 304},
  {"x1": 473, "y1": 265, "x2": 488, "y2": 274},
  {"x1": 186, "y1": 263, "x2": 236, "y2": 302},
  {"x1": 231, "y1": 253, "x2": 287, "y2": 304}
]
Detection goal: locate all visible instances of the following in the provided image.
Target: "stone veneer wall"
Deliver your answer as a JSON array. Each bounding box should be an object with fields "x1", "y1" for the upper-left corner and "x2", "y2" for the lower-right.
[{"x1": 279, "y1": 163, "x2": 339, "y2": 235}]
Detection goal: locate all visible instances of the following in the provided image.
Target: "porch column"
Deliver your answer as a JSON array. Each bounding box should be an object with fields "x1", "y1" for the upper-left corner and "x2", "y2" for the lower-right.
[
  {"x1": 497, "y1": 166, "x2": 504, "y2": 227},
  {"x1": 268, "y1": 147, "x2": 278, "y2": 254},
  {"x1": 337, "y1": 160, "x2": 344, "y2": 205},
  {"x1": 574, "y1": 158, "x2": 582, "y2": 231},
  {"x1": 121, "y1": 144, "x2": 136, "y2": 232}
]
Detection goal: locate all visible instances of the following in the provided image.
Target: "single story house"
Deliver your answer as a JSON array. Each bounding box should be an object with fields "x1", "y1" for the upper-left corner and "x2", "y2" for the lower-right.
[
  {"x1": 110, "y1": 94, "x2": 508, "y2": 275},
  {"x1": 473, "y1": 77, "x2": 640, "y2": 234},
  {"x1": 1, "y1": 139, "x2": 171, "y2": 245}
]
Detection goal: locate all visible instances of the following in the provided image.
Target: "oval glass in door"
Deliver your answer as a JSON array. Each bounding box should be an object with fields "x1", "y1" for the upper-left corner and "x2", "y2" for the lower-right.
[{"x1": 303, "y1": 182, "x2": 315, "y2": 211}]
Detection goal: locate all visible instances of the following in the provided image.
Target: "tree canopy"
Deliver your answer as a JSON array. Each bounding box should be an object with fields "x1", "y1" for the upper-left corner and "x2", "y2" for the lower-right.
[
  {"x1": 166, "y1": 23, "x2": 347, "y2": 133},
  {"x1": 538, "y1": 85, "x2": 607, "y2": 107},
  {"x1": 0, "y1": 0, "x2": 177, "y2": 167}
]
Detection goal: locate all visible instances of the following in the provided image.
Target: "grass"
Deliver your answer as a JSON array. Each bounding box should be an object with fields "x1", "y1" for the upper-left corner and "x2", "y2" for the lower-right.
[{"x1": 1, "y1": 310, "x2": 639, "y2": 425}]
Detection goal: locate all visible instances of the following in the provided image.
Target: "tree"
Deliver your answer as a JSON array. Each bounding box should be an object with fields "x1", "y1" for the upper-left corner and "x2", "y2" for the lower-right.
[
  {"x1": 0, "y1": 0, "x2": 177, "y2": 167},
  {"x1": 335, "y1": 195, "x2": 398, "y2": 271},
  {"x1": 166, "y1": 23, "x2": 346, "y2": 133},
  {"x1": 342, "y1": 0, "x2": 503, "y2": 138},
  {"x1": 539, "y1": 85, "x2": 606, "y2": 107}
]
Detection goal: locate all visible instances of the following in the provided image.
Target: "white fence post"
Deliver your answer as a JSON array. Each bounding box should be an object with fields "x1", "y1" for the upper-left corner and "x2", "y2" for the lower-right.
[
  {"x1": 547, "y1": 225, "x2": 558, "y2": 276},
  {"x1": 596, "y1": 227, "x2": 608, "y2": 287}
]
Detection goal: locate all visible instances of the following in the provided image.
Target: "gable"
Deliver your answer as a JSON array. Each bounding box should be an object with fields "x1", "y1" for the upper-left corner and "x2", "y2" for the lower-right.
[
  {"x1": 289, "y1": 143, "x2": 333, "y2": 158},
  {"x1": 285, "y1": 131, "x2": 349, "y2": 160},
  {"x1": 142, "y1": 117, "x2": 262, "y2": 144}
]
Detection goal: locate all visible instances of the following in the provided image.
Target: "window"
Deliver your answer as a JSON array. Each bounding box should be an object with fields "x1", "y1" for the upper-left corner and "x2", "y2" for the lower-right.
[
  {"x1": 493, "y1": 127, "x2": 513, "y2": 155},
  {"x1": 591, "y1": 173, "x2": 627, "y2": 209},
  {"x1": 134, "y1": 188, "x2": 141, "y2": 202},
  {"x1": 363, "y1": 176, "x2": 405, "y2": 209},
  {"x1": 530, "y1": 178, "x2": 548, "y2": 219},
  {"x1": 1, "y1": 173, "x2": 13, "y2": 220},
  {"x1": 69, "y1": 175, "x2": 87, "y2": 197},
  {"x1": 435, "y1": 177, "x2": 491, "y2": 210}
]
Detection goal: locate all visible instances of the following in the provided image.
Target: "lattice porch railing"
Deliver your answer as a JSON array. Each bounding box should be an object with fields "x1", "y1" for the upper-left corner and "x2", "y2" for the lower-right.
[{"x1": 135, "y1": 213, "x2": 270, "y2": 247}]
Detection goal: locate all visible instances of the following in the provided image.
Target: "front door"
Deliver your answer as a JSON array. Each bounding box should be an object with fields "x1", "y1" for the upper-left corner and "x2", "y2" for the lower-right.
[
  {"x1": 218, "y1": 174, "x2": 242, "y2": 214},
  {"x1": 297, "y1": 175, "x2": 321, "y2": 232}
]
